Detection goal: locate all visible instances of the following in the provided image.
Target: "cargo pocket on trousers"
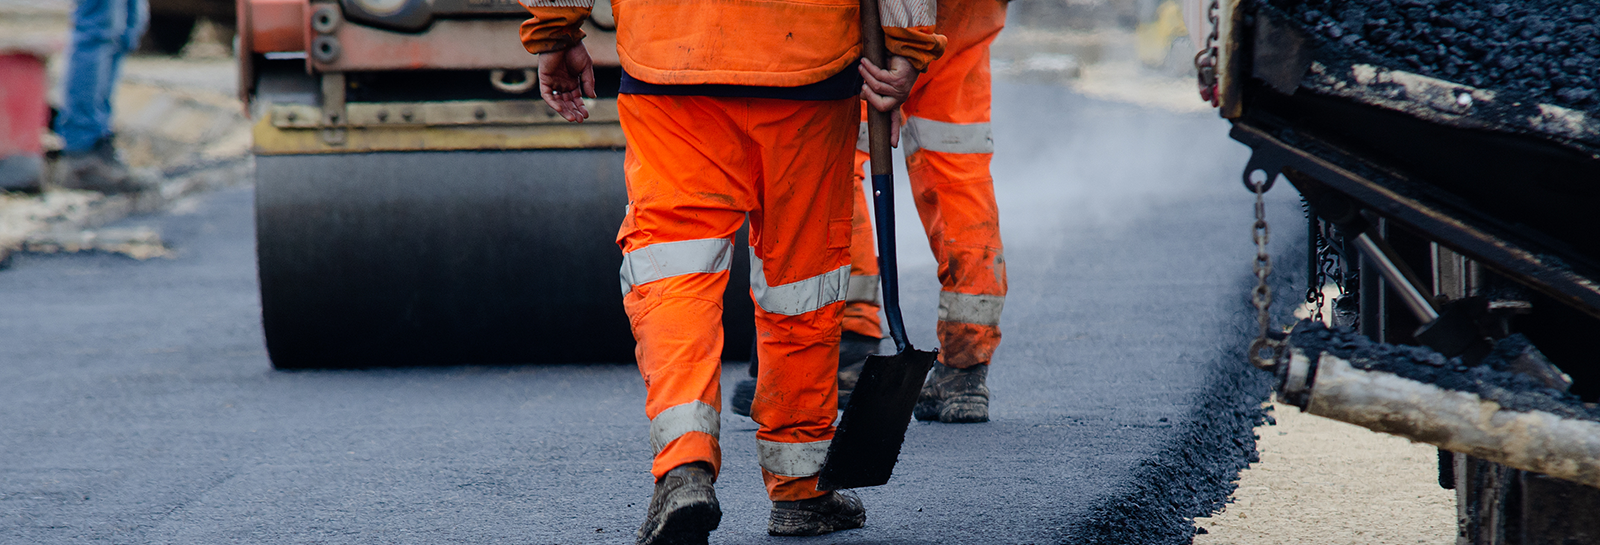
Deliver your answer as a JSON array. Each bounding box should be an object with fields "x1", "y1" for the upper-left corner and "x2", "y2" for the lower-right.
[{"x1": 828, "y1": 217, "x2": 852, "y2": 249}]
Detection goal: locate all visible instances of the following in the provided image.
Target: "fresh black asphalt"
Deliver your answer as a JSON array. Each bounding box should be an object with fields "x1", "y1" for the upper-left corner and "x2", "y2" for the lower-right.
[{"x1": 0, "y1": 82, "x2": 1305, "y2": 544}]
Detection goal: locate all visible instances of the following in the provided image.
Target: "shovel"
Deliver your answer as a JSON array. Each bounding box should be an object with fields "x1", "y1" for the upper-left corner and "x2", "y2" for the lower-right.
[{"x1": 816, "y1": 0, "x2": 941, "y2": 491}]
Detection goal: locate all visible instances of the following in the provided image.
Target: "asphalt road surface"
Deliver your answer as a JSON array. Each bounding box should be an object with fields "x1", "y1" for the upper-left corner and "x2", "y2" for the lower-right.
[{"x1": 0, "y1": 82, "x2": 1304, "y2": 544}]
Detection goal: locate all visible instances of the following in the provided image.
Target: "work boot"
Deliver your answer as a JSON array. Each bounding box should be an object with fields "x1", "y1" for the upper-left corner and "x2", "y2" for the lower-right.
[
  {"x1": 729, "y1": 331, "x2": 881, "y2": 417},
  {"x1": 767, "y1": 490, "x2": 866, "y2": 536},
  {"x1": 913, "y1": 363, "x2": 990, "y2": 423},
  {"x1": 636, "y1": 462, "x2": 721, "y2": 545},
  {"x1": 729, "y1": 378, "x2": 757, "y2": 417},
  {"x1": 53, "y1": 139, "x2": 148, "y2": 195}
]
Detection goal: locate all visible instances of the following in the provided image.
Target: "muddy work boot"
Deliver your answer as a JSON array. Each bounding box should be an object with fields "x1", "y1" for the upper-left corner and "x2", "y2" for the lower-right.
[
  {"x1": 730, "y1": 332, "x2": 881, "y2": 417},
  {"x1": 636, "y1": 462, "x2": 721, "y2": 545},
  {"x1": 913, "y1": 363, "x2": 990, "y2": 423},
  {"x1": 53, "y1": 139, "x2": 149, "y2": 195},
  {"x1": 768, "y1": 490, "x2": 866, "y2": 536}
]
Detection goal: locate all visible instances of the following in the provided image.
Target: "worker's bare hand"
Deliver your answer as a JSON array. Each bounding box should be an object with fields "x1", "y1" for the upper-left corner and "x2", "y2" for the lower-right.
[
  {"x1": 860, "y1": 56, "x2": 917, "y2": 147},
  {"x1": 889, "y1": 109, "x2": 904, "y2": 148},
  {"x1": 539, "y1": 44, "x2": 597, "y2": 123},
  {"x1": 860, "y1": 56, "x2": 918, "y2": 112}
]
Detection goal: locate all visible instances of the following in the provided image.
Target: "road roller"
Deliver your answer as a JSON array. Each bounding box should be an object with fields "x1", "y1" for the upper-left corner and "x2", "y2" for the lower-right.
[
  {"x1": 1189, "y1": 0, "x2": 1600, "y2": 540},
  {"x1": 236, "y1": 0, "x2": 753, "y2": 368}
]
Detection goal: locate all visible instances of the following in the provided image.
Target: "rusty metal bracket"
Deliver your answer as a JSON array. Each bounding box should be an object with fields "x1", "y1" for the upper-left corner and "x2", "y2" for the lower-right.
[{"x1": 319, "y1": 72, "x2": 347, "y2": 146}]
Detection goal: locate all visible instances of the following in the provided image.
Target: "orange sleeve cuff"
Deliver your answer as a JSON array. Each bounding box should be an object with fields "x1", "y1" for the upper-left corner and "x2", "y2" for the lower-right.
[
  {"x1": 884, "y1": 26, "x2": 946, "y2": 72},
  {"x1": 520, "y1": 7, "x2": 591, "y2": 54}
]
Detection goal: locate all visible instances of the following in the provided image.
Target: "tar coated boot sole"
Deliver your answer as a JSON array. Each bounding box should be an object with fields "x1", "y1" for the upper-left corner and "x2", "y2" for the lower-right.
[
  {"x1": 914, "y1": 394, "x2": 990, "y2": 423},
  {"x1": 767, "y1": 505, "x2": 865, "y2": 536},
  {"x1": 637, "y1": 463, "x2": 721, "y2": 545},
  {"x1": 637, "y1": 495, "x2": 720, "y2": 545}
]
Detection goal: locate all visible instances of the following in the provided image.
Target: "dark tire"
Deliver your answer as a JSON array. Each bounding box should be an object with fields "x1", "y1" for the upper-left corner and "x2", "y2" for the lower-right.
[{"x1": 142, "y1": 13, "x2": 196, "y2": 55}]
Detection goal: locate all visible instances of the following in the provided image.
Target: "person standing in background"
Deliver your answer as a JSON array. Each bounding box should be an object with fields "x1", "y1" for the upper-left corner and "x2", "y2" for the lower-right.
[
  {"x1": 733, "y1": 0, "x2": 1008, "y2": 424},
  {"x1": 53, "y1": 0, "x2": 149, "y2": 193},
  {"x1": 886, "y1": 0, "x2": 1009, "y2": 424}
]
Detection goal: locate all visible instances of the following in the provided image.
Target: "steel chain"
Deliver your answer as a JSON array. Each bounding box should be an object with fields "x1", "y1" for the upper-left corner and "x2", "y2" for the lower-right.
[
  {"x1": 1193, "y1": 0, "x2": 1221, "y2": 106},
  {"x1": 1247, "y1": 178, "x2": 1281, "y2": 369},
  {"x1": 1306, "y1": 219, "x2": 1351, "y2": 326},
  {"x1": 1307, "y1": 217, "x2": 1326, "y2": 324}
]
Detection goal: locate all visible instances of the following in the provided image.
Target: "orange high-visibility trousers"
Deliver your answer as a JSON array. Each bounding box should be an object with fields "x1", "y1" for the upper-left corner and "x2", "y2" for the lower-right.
[
  {"x1": 844, "y1": 0, "x2": 1007, "y2": 368},
  {"x1": 617, "y1": 93, "x2": 859, "y2": 502}
]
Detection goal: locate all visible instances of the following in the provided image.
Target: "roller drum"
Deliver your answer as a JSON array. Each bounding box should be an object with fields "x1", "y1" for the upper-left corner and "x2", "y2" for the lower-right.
[{"x1": 255, "y1": 150, "x2": 754, "y2": 368}]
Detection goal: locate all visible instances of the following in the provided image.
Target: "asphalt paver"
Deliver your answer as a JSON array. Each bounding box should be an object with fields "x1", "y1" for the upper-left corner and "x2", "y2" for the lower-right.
[{"x1": 0, "y1": 82, "x2": 1303, "y2": 544}]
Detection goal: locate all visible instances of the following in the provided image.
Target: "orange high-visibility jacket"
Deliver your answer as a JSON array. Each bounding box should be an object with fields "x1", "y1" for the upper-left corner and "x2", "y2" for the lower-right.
[{"x1": 519, "y1": 0, "x2": 947, "y2": 87}]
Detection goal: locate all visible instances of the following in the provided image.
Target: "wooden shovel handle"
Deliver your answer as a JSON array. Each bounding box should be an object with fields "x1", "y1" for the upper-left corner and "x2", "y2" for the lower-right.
[{"x1": 859, "y1": 0, "x2": 893, "y2": 176}]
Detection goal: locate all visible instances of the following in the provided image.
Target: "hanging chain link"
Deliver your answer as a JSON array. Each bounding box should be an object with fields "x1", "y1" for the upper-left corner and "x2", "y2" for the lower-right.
[
  {"x1": 1306, "y1": 214, "x2": 1327, "y2": 324},
  {"x1": 1305, "y1": 217, "x2": 1352, "y2": 327},
  {"x1": 1193, "y1": 0, "x2": 1221, "y2": 106},
  {"x1": 1322, "y1": 227, "x2": 1350, "y2": 324},
  {"x1": 1247, "y1": 177, "x2": 1282, "y2": 370}
]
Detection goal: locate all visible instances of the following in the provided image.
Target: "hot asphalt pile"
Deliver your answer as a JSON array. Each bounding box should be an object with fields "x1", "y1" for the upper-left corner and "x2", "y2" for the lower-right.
[
  {"x1": 1288, "y1": 322, "x2": 1600, "y2": 421},
  {"x1": 1259, "y1": 0, "x2": 1600, "y2": 112}
]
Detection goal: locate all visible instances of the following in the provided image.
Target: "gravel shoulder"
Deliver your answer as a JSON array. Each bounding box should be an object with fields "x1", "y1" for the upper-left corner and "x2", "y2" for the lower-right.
[{"x1": 1194, "y1": 401, "x2": 1456, "y2": 545}]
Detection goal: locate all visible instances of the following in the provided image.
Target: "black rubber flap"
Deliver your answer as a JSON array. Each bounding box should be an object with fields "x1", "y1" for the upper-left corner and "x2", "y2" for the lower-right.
[{"x1": 817, "y1": 347, "x2": 938, "y2": 490}]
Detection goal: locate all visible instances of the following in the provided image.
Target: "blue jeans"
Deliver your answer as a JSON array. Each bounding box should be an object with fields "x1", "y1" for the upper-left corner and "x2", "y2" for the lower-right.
[{"x1": 54, "y1": 0, "x2": 148, "y2": 154}]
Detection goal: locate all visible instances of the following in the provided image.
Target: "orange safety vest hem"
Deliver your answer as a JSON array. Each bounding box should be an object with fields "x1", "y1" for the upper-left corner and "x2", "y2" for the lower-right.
[{"x1": 521, "y1": 4, "x2": 944, "y2": 85}]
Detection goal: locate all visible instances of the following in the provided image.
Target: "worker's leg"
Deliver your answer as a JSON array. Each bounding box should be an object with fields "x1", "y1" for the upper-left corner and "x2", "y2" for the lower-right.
[
  {"x1": 618, "y1": 94, "x2": 761, "y2": 483},
  {"x1": 902, "y1": 0, "x2": 1008, "y2": 370},
  {"x1": 729, "y1": 144, "x2": 872, "y2": 419},
  {"x1": 54, "y1": 0, "x2": 148, "y2": 193},
  {"x1": 743, "y1": 96, "x2": 859, "y2": 502},
  {"x1": 57, "y1": 0, "x2": 133, "y2": 154}
]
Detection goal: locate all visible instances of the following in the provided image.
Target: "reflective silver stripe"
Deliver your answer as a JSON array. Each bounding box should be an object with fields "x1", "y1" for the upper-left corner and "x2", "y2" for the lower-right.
[
  {"x1": 902, "y1": 117, "x2": 994, "y2": 156},
  {"x1": 856, "y1": 121, "x2": 870, "y2": 153},
  {"x1": 620, "y1": 238, "x2": 733, "y2": 295},
  {"x1": 879, "y1": 0, "x2": 935, "y2": 28},
  {"x1": 650, "y1": 401, "x2": 720, "y2": 454},
  {"x1": 519, "y1": 0, "x2": 594, "y2": 7},
  {"x1": 847, "y1": 275, "x2": 881, "y2": 305},
  {"x1": 749, "y1": 250, "x2": 850, "y2": 316},
  {"x1": 757, "y1": 439, "x2": 831, "y2": 477},
  {"x1": 938, "y1": 291, "x2": 1004, "y2": 326}
]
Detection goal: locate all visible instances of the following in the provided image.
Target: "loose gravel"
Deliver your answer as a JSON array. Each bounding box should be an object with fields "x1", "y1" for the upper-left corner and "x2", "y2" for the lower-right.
[{"x1": 1259, "y1": 0, "x2": 1600, "y2": 113}]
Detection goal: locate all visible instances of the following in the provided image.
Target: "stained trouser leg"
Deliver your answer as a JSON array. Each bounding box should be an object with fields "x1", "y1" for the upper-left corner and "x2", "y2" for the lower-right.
[
  {"x1": 901, "y1": 0, "x2": 1008, "y2": 368},
  {"x1": 743, "y1": 96, "x2": 858, "y2": 501},
  {"x1": 909, "y1": 149, "x2": 1006, "y2": 368},
  {"x1": 618, "y1": 94, "x2": 763, "y2": 481}
]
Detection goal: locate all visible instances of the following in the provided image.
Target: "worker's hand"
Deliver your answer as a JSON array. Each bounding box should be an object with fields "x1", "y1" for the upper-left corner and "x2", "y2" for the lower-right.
[
  {"x1": 889, "y1": 109, "x2": 904, "y2": 148},
  {"x1": 860, "y1": 56, "x2": 918, "y2": 147},
  {"x1": 538, "y1": 44, "x2": 597, "y2": 123},
  {"x1": 860, "y1": 56, "x2": 918, "y2": 110}
]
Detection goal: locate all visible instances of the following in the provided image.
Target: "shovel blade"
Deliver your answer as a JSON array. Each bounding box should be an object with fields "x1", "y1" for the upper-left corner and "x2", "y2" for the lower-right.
[{"x1": 817, "y1": 347, "x2": 940, "y2": 490}]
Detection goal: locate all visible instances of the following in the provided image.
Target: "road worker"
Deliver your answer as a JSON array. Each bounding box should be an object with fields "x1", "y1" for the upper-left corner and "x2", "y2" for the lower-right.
[
  {"x1": 54, "y1": 0, "x2": 150, "y2": 193},
  {"x1": 733, "y1": 0, "x2": 1008, "y2": 424},
  {"x1": 520, "y1": 0, "x2": 943, "y2": 542}
]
